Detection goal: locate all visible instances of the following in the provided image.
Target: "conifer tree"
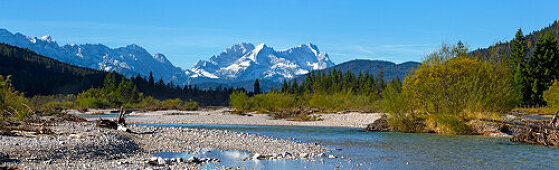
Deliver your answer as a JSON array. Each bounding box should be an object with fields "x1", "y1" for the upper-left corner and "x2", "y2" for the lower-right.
[
  {"x1": 148, "y1": 72, "x2": 155, "y2": 88},
  {"x1": 281, "y1": 79, "x2": 288, "y2": 93},
  {"x1": 526, "y1": 32, "x2": 559, "y2": 104},
  {"x1": 254, "y1": 79, "x2": 261, "y2": 94},
  {"x1": 509, "y1": 29, "x2": 528, "y2": 104}
]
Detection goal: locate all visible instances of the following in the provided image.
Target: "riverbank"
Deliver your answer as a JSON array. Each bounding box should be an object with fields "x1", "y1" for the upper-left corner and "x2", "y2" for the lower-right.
[
  {"x1": 0, "y1": 119, "x2": 328, "y2": 169},
  {"x1": 72, "y1": 108, "x2": 383, "y2": 128}
]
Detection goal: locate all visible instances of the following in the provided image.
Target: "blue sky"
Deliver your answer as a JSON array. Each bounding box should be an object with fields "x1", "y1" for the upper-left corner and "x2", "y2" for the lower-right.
[{"x1": 1, "y1": 0, "x2": 558, "y2": 68}]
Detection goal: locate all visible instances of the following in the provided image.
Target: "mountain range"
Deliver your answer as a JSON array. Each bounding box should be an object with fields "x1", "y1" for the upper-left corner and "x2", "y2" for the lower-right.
[
  {"x1": 0, "y1": 28, "x2": 335, "y2": 86},
  {"x1": 0, "y1": 28, "x2": 422, "y2": 91}
]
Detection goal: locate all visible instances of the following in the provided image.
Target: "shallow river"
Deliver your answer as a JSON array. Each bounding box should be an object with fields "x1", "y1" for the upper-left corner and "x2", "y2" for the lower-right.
[{"x1": 134, "y1": 123, "x2": 559, "y2": 169}]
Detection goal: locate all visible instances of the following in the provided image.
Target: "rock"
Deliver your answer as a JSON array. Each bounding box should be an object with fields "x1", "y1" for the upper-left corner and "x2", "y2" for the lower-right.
[
  {"x1": 150, "y1": 157, "x2": 159, "y2": 161},
  {"x1": 365, "y1": 117, "x2": 391, "y2": 132},
  {"x1": 252, "y1": 153, "x2": 264, "y2": 160},
  {"x1": 467, "y1": 120, "x2": 513, "y2": 137},
  {"x1": 188, "y1": 156, "x2": 201, "y2": 163},
  {"x1": 300, "y1": 153, "x2": 309, "y2": 158},
  {"x1": 117, "y1": 125, "x2": 130, "y2": 132},
  {"x1": 282, "y1": 152, "x2": 293, "y2": 158},
  {"x1": 317, "y1": 153, "x2": 325, "y2": 158},
  {"x1": 157, "y1": 157, "x2": 168, "y2": 165},
  {"x1": 328, "y1": 154, "x2": 337, "y2": 159},
  {"x1": 176, "y1": 157, "x2": 184, "y2": 163},
  {"x1": 0, "y1": 152, "x2": 8, "y2": 161}
]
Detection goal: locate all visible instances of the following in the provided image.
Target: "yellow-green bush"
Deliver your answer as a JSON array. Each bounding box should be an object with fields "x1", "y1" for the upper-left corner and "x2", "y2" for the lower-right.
[
  {"x1": 229, "y1": 91, "x2": 251, "y2": 112},
  {"x1": 0, "y1": 75, "x2": 31, "y2": 121},
  {"x1": 385, "y1": 43, "x2": 520, "y2": 134},
  {"x1": 544, "y1": 80, "x2": 559, "y2": 110}
]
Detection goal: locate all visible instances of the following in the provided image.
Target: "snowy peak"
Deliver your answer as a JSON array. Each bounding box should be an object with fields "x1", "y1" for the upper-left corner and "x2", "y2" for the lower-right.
[
  {"x1": 38, "y1": 35, "x2": 55, "y2": 43},
  {"x1": 0, "y1": 28, "x2": 186, "y2": 84},
  {"x1": 187, "y1": 43, "x2": 335, "y2": 81}
]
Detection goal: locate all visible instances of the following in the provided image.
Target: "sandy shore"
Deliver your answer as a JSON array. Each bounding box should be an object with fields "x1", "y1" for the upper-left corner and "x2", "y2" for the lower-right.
[{"x1": 76, "y1": 108, "x2": 383, "y2": 128}]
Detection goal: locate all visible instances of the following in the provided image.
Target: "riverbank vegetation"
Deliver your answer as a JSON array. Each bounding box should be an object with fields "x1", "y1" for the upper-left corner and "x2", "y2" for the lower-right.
[
  {"x1": 231, "y1": 28, "x2": 559, "y2": 134},
  {"x1": 230, "y1": 66, "x2": 395, "y2": 120}
]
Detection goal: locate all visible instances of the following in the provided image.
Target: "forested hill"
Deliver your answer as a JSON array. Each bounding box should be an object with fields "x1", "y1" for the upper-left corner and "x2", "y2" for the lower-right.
[
  {"x1": 0, "y1": 43, "x2": 107, "y2": 96},
  {"x1": 0, "y1": 43, "x2": 237, "y2": 106},
  {"x1": 471, "y1": 20, "x2": 559, "y2": 60},
  {"x1": 317, "y1": 59, "x2": 420, "y2": 81}
]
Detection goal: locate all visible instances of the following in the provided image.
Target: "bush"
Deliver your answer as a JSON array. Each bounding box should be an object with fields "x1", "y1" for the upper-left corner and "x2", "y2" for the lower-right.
[
  {"x1": 385, "y1": 43, "x2": 521, "y2": 134},
  {"x1": 40, "y1": 101, "x2": 65, "y2": 116},
  {"x1": 229, "y1": 91, "x2": 251, "y2": 112},
  {"x1": 0, "y1": 75, "x2": 32, "y2": 121},
  {"x1": 544, "y1": 80, "x2": 559, "y2": 110},
  {"x1": 387, "y1": 113, "x2": 428, "y2": 133}
]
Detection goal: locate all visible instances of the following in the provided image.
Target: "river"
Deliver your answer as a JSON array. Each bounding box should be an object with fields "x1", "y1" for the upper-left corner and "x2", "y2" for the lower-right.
[{"x1": 134, "y1": 123, "x2": 559, "y2": 169}]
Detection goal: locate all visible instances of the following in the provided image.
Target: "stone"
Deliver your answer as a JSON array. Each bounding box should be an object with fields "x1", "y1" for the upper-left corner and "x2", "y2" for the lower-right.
[
  {"x1": 300, "y1": 153, "x2": 309, "y2": 158},
  {"x1": 117, "y1": 124, "x2": 130, "y2": 132},
  {"x1": 328, "y1": 154, "x2": 337, "y2": 159},
  {"x1": 365, "y1": 117, "x2": 391, "y2": 132},
  {"x1": 0, "y1": 152, "x2": 9, "y2": 161},
  {"x1": 176, "y1": 157, "x2": 184, "y2": 163},
  {"x1": 252, "y1": 153, "x2": 264, "y2": 160},
  {"x1": 157, "y1": 157, "x2": 167, "y2": 165},
  {"x1": 188, "y1": 156, "x2": 201, "y2": 163}
]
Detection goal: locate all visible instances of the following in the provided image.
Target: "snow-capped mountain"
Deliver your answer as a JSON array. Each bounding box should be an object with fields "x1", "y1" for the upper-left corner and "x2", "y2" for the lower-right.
[
  {"x1": 0, "y1": 28, "x2": 186, "y2": 83},
  {"x1": 186, "y1": 43, "x2": 335, "y2": 82},
  {"x1": 0, "y1": 28, "x2": 334, "y2": 87}
]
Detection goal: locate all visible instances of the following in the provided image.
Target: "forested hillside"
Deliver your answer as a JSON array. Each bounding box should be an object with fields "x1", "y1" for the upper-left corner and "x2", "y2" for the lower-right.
[
  {"x1": 471, "y1": 20, "x2": 559, "y2": 61},
  {"x1": 0, "y1": 43, "x2": 106, "y2": 96},
  {"x1": 0, "y1": 43, "x2": 238, "y2": 106},
  {"x1": 317, "y1": 59, "x2": 420, "y2": 81}
]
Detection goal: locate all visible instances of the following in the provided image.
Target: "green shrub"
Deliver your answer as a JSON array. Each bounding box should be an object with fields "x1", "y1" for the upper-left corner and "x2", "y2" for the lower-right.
[
  {"x1": 386, "y1": 43, "x2": 520, "y2": 134},
  {"x1": 229, "y1": 91, "x2": 251, "y2": 112},
  {"x1": 544, "y1": 80, "x2": 559, "y2": 110},
  {"x1": 40, "y1": 101, "x2": 65, "y2": 116},
  {"x1": 0, "y1": 75, "x2": 31, "y2": 121}
]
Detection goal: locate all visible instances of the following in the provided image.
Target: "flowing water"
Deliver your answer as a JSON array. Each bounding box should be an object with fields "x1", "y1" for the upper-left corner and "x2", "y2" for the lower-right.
[{"x1": 134, "y1": 123, "x2": 559, "y2": 169}]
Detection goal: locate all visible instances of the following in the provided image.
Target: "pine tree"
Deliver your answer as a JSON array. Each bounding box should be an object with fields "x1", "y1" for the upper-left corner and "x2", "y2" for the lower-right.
[
  {"x1": 254, "y1": 79, "x2": 261, "y2": 94},
  {"x1": 526, "y1": 32, "x2": 559, "y2": 104},
  {"x1": 103, "y1": 72, "x2": 118, "y2": 93},
  {"x1": 148, "y1": 72, "x2": 155, "y2": 88},
  {"x1": 281, "y1": 79, "x2": 288, "y2": 93},
  {"x1": 291, "y1": 78, "x2": 298, "y2": 94},
  {"x1": 509, "y1": 28, "x2": 529, "y2": 104}
]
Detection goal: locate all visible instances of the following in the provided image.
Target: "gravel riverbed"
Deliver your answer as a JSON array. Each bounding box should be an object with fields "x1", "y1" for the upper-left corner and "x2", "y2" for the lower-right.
[{"x1": 0, "y1": 121, "x2": 328, "y2": 169}]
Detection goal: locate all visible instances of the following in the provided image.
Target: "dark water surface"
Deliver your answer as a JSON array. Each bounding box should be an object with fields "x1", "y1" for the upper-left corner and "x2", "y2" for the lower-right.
[{"x1": 134, "y1": 123, "x2": 558, "y2": 169}]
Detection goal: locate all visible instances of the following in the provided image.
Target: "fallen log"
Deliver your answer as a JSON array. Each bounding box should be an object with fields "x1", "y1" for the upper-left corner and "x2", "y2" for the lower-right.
[
  {"x1": 480, "y1": 114, "x2": 559, "y2": 146},
  {"x1": 479, "y1": 119, "x2": 559, "y2": 131}
]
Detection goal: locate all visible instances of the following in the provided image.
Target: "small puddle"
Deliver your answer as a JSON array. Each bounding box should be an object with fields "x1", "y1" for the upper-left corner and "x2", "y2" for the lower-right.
[{"x1": 153, "y1": 148, "x2": 252, "y2": 162}]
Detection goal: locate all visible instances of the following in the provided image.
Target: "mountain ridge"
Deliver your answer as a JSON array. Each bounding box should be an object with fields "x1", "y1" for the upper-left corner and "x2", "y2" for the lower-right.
[{"x1": 0, "y1": 28, "x2": 336, "y2": 86}]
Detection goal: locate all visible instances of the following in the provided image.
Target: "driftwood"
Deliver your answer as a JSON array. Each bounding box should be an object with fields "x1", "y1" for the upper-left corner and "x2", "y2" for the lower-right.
[
  {"x1": 95, "y1": 119, "x2": 118, "y2": 129},
  {"x1": 116, "y1": 106, "x2": 126, "y2": 125},
  {"x1": 481, "y1": 112, "x2": 559, "y2": 146},
  {"x1": 479, "y1": 119, "x2": 559, "y2": 131}
]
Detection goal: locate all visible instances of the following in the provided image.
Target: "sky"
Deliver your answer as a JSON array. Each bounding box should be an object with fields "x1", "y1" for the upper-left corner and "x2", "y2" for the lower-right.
[{"x1": 1, "y1": 0, "x2": 559, "y2": 68}]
